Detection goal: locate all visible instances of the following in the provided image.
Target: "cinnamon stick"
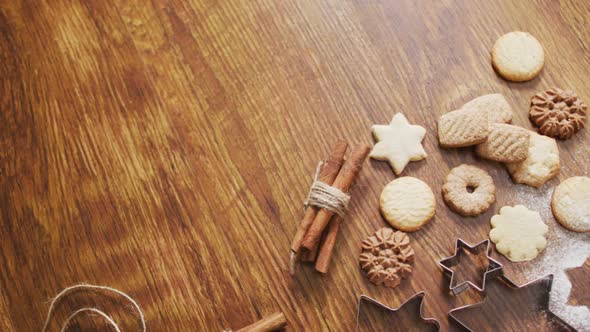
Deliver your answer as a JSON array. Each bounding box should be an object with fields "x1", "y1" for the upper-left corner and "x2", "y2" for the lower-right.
[
  {"x1": 301, "y1": 144, "x2": 370, "y2": 251},
  {"x1": 300, "y1": 234, "x2": 322, "y2": 262},
  {"x1": 236, "y1": 312, "x2": 287, "y2": 332},
  {"x1": 290, "y1": 141, "x2": 348, "y2": 254},
  {"x1": 314, "y1": 216, "x2": 341, "y2": 273}
]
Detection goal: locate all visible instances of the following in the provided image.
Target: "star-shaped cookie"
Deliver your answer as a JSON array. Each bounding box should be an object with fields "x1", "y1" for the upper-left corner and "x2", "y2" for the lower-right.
[{"x1": 370, "y1": 113, "x2": 427, "y2": 175}]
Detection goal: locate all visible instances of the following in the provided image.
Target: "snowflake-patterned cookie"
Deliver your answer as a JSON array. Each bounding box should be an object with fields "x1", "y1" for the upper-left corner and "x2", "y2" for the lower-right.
[
  {"x1": 489, "y1": 205, "x2": 548, "y2": 262},
  {"x1": 529, "y1": 87, "x2": 587, "y2": 140},
  {"x1": 360, "y1": 227, "x2": 414, "y2": 288}
]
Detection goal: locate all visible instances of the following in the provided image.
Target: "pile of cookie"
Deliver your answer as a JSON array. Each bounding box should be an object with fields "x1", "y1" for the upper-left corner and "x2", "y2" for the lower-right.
[
  {"x1": 437, "y1": 89, "x2": 588, "y2": 263},
  {"x1": 358, "y1": 31, "x2": 589, "y2": 288},
  {"x1": 437, "y1": 93, "x2": 556, "y2": 219},
  {"x1": 362, "y1": 91, "x2": 588, "y2": 287}
]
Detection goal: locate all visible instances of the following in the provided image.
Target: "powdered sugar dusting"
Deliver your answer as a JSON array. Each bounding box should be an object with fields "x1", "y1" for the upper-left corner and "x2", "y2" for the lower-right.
[
  {"x1": 513, "y1": 184, "x2": 553, "y2": 220},
  {"x1": 514, "y1": 185, "x2": 590, "y2": 331}
]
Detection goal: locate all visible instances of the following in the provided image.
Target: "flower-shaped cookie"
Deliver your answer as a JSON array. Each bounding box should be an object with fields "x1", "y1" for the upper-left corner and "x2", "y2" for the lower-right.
[
  {"x1": 529, "y1": 88, "x2": 587, "y2": 140},
  {"x1": 489, "y1": 205, "x2": 548, "y2": 262},
  {"x1": 360, "y1": 228, "x2": 414, "y2": 288}
]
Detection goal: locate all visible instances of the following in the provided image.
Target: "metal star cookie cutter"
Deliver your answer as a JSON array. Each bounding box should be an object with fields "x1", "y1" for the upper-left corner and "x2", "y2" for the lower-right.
[
  {"x1": 439, "y1": 238, "x2": 503, "y2": 295},
  {"x1": 449, "y1": 274, "x2": 576, "y2": 332},
  {"x1": 356, "y1": 292, "x2": 440, "y2": 332}
]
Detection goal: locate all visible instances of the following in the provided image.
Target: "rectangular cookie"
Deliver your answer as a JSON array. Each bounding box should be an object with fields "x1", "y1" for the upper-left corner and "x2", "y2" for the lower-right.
[
  {"x1": 461, "y1": 93, "x2": 513, "y2": 125},
  {"x1": 438, "y1": 107, "x2": 489, "y2": 148},
  {"x1": 476, "y1": 123, "x2": 530, "y2": 162}
]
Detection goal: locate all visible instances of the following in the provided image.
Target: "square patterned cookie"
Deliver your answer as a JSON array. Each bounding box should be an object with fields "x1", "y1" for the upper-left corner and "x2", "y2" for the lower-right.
[
  {"x1": 476, "y1": 124, "x2": 530, "y2": 162},
  {"x1": 438, "y1": 107, "x2": 489, "y2": 148}
]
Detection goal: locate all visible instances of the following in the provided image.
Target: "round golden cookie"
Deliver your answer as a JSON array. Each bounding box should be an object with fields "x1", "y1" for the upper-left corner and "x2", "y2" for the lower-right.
[
  {"x1": 551, "y1": 176, "x2": 590, "y2": 233},
  {"x1": 442, "y1": 165, "x2": 496, "y2": 217},
  {"x1": 379, "y1": 177, "x2": 435, "y2": 232},
  {"x1": 491, "y1": 31, "x2": 544, "y2": 82}
]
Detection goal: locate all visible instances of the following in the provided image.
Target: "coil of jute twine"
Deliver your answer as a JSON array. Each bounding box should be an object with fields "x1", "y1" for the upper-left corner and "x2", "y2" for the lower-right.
[
  {"x1": 42, "y1": 284, "x2": 146, "y2": 332},
  {"x1": 303, "y1": 161, "x2": 351, "y2": 217}
]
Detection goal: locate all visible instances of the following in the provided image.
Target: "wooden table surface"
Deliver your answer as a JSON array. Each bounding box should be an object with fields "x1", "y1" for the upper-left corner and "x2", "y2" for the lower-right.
[{"x1": 1, "y1": 0, "x2": 589, "y2": 331}]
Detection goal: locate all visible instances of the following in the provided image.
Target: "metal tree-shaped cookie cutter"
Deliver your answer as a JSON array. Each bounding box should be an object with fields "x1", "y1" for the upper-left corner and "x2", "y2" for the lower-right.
[
  {"x1": 449, "y1": 274, "x2": 576, "y2": 331},
  {"x1": 439, "y1": 238, "x2": 503, "y2": 295},
  {"x1": 356, "y1": 292, "x2": 440, "y2": 331}
]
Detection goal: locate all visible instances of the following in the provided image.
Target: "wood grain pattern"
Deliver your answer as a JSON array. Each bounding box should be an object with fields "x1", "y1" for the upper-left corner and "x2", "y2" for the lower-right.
[{"x1": 1, "y1": 0, "x2": 589, "y2": 331}]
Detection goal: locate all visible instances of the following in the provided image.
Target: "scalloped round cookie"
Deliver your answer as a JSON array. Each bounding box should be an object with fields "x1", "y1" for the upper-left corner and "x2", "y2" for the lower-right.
[
  {"x1": 489, "y1": 205, "x2": 548, "y2": 262},
  {"x1": 505, "y1": 131, "x2": 560, "y2": 188}
]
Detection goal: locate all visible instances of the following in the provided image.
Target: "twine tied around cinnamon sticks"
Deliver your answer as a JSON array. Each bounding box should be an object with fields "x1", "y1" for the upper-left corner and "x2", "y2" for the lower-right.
[
  {"x1": 289, "y1": 141, "x2": 370, "y2": 275},
  {"x1": 303, "y1": 161, "x2": 351, "y2": 218}
]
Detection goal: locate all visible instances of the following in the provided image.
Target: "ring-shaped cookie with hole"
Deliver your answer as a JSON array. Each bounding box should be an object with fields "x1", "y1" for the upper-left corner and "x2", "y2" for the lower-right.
[{"x1": 442, "y1": 165, "x2": 496, "y2": 217}]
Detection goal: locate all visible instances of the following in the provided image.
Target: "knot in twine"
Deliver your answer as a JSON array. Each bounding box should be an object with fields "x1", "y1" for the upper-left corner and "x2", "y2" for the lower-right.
[{"x1": 303, "y1": 161, "x2": 351, "y2": 217}]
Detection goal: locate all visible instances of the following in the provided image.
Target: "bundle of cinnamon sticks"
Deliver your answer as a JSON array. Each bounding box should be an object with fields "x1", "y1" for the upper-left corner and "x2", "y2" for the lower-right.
[{"x1": 290, "y1": 141, "x2": 371, "y2": 274}]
